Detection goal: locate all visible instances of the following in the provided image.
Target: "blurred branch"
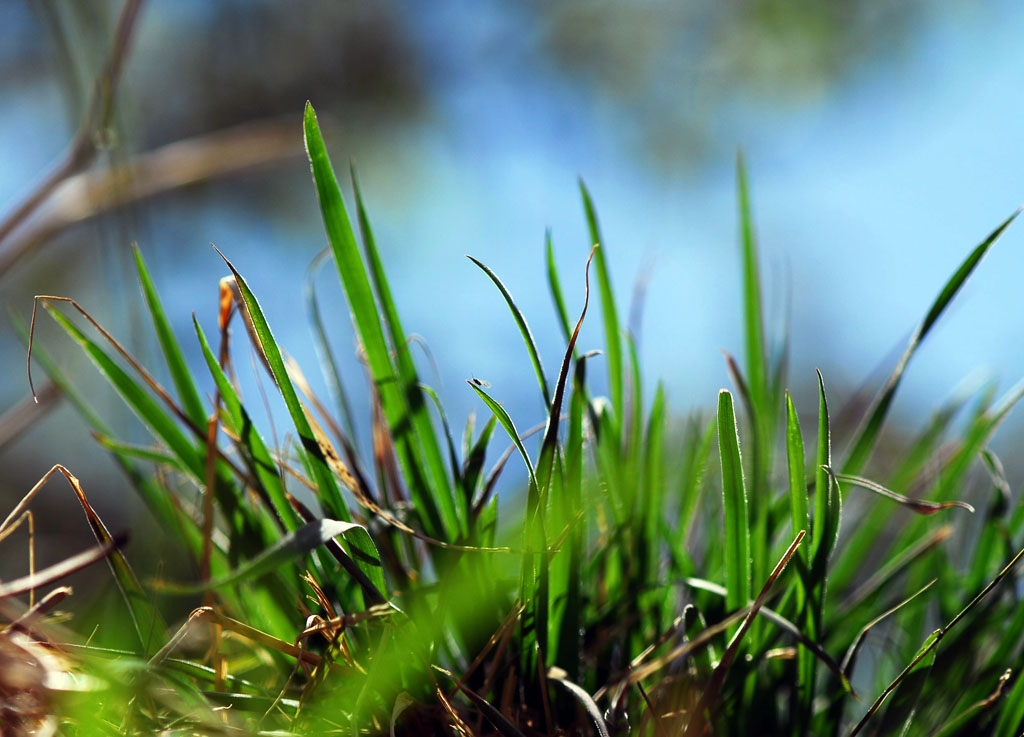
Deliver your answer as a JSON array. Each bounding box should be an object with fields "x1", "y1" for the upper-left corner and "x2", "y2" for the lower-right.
[
  {"x1": 0, "y1": 118, "x2": 304, "y2": 277},
  {"x1": 0, "y1": 381, "x2": 59, "y2": 453},
  {"x1": 0, "y1": 0, "x2": 144, "y2": 246}
]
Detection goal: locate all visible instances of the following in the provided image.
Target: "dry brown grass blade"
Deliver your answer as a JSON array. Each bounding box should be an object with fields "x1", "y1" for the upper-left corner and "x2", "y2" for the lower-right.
[
  {"x1": 150, "y1": 606, "x2": 322, "y2": 668},
  {"x1": 0, "y1": 534, "x2": 126, "y2": 599}
]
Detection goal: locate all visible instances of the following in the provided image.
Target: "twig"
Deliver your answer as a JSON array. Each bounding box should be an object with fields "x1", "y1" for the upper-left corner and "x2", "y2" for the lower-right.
[{"x1": 0, "y1": 0, "x2": 144, "y2": 247}]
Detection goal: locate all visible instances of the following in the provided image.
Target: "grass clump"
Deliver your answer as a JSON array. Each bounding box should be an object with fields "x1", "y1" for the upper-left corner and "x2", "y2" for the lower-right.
[{"x1": 5, "y1": 101, "x2": 1024, "y2": 737}]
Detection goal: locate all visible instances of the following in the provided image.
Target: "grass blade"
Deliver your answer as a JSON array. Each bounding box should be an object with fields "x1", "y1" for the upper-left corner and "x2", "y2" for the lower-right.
[
  {"x1": 133, "y1": 244, "x2": 207, "y2": 429},
  {"x1": 193, "y1": 316, "x2": 300, "y2": 532},
  {"x1": 351, "y1": 164, "x2": 458, "y2": 535},
  {"x1": 305, "y1": 247, "x2": 357, "y2": 440},
  {"x1": 718, "y1": 389, "x2": 750, "y2": 614},
  {"x1": 579, "y1": 180, "x2": 623, "y2": 426},
  {"x1": 833, "y1": 472, "x2": 975, "y2": 514},
  {"x1": 843, "y1": 207, "x2": 1021, "y2": 475},
  {"x1": 305, "y1": 103, "x2": 455, "y2": 540},
  {"x1": 216, "y1": 251, "x2": 348, "y2": 524},
  {"x1": 546, "y1": 229, "x2": 573, "y2": 345},
  {"x1": 468, "y1": 255, "x2": 550, "y2": 406}
]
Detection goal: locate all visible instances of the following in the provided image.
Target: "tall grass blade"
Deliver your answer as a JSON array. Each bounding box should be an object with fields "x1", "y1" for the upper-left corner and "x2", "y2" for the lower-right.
[
  {"x1": 305, "y1": 103, "x2": 456, "y2": 540},
  {"x1": 193, "y1": 317, "x2": 300, "y2": 532},
  {"x1": 216, "y1": 251, "x2": 349, "y2": 523}
]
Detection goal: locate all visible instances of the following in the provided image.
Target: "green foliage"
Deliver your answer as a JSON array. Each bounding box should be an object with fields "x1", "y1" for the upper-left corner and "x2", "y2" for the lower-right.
[{"x1": 10, "y1": 103, "x2": 1024, "y2": 736}]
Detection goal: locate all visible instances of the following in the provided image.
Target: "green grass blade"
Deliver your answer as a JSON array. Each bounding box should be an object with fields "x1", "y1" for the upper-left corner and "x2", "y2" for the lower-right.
[
  {"x1": 193, "y1": 316, "x2": 300, "y2": 532},
  {"x1": 132, "y1": 245, "x2": 208, "y2": 430},
  {"x1": 546, "y1": 229, "x2": 573, "y2": 345},
  {"x1": 92, "y1": 433, "x2": 188, "y2": 473},
  {"x1": 784, "y1": 392, "x2": 809, "y2": 562},
  {"x1": 351, "y1": 164, "x2": 458, "y2": 533},
  {"x1": 468, "y1": 255, "x2": 550, "y2": 406},
  {"x1": 468, "y1": 383, "x2": 538, "y2": 500},
  {"x1": 304, "y1": 103, "x2": 455, "y2": 541},
  {"x1": 843, "y1": 207, "x2": 1021, "y2": 475},
  {"x1": 216, "y1": 249, "x2": 349, "y2": 523},
  {"x1": 45, "y1": 304, "x2": 204, "y2": 478},
  {"x1": 579, "y1": 180, "x2": 623, "y2": 425},
  {"x1": 158, "y1": 519, "x2": 385, "y2": 600},
  {"x1": 812, "y1": 370, "x2": 835, "y2": 569},
  {"x1": 718, "y1": 390, "x2": 750, "y2": 613},
  {"x1": 736, "y1": 152, "x2": 769, "y2": 428}
]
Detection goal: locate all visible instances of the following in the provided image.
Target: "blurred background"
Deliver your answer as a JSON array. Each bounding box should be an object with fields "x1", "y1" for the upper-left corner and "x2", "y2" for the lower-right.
[{"x1": 2, "y1": 0, "x2": 1024, "y2": 579}]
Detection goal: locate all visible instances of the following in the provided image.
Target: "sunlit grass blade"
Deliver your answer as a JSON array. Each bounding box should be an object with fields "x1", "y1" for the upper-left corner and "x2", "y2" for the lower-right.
[
  {"x1": 843, "y1": 207, "x2": 1021, "y2": 475},
  {"x1": 579, "y1": 180, "x2": 623, "y2": 425},
  {"x1": 468, "y1": 254, "x2": 550, "y2": 406},
  {"x1": 717, "y1": 390, "x2": 750, "y2": 614},
  {"x1": 305, "y1": 103, "x2": 456, "y2": 541},
  {"x1": 305, "y1": 247, "x2": 357, "y2": 439},
  {"x1": 132, "y1": 244, "x2": 207, "y2": 429},
  {"x1": 546, "y1": 229, "x2": 573, "y2": 345}
]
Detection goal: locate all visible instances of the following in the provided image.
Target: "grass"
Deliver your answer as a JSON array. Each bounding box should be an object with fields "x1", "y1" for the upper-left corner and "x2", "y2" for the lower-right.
[{"x1": 3, "y1": 101, "x2": 1024, "y2": 736}]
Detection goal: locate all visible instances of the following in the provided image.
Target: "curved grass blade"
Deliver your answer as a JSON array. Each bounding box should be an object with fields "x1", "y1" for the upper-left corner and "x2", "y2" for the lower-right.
[
  {"x1": 843, "y1": 207, "x2": 1021, "y2": 475},
  {"x1": 468, "y1": 383, "x2": 538, "y2": 501},
  {"x1": 832, "y1": 471, "x2": 975, "y2": 514},
  {"x1": 718, "y1": 390, "x2": 750, "y2": 614},
  {"x1": 549, "y1": 670, "x2": 611, "y2": 737},
  {"x1": 579, "y1": 179, "x2": 623, "y2": 425},
  {"x1": 62, "y1": 465, "x2": 167, "y2": 655},
  {"x1": 133, "y1": 244, "x2": 207, "y2": 429},
  {"x1": 537, "y1": 246, "x2": 594, "y2": 495},
  {"x1": 468, "y1": 254, "x2": 550, "y2": 406},
  {"x1": 841, "y1": 579, "x2": 935, "y2": 676}
]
